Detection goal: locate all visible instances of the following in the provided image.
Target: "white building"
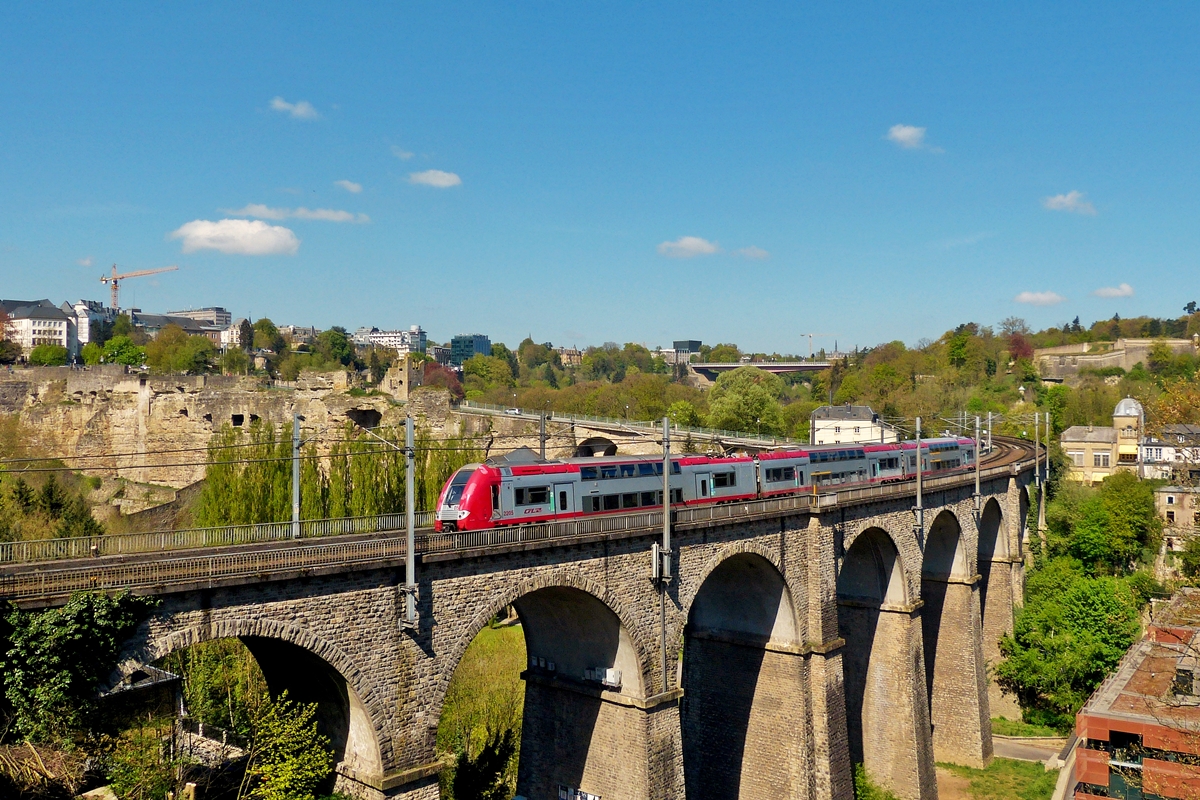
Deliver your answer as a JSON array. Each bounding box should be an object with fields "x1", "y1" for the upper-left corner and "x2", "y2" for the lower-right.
[
  {"x1": 1, "y1": 299, "x2": 75, "y2": 356},
  {"x1": 810, "y1": 404, "x2": 898, "y2": 445},
  {"x1": 167, "y1": 307, "x2": 232, "y2": 327},
  {"x1": 357, "y1": 325, "x2": 427, "y2": 356},
  {"x1": 221, "y1": 319, "x2": 249, "y2": 348},
  {"x1": 1142, "y1": 424, "x2": 1200, "y2": 482},
  {"x1": 66, "y1": 299, "x2": 118, "y2": 348}
]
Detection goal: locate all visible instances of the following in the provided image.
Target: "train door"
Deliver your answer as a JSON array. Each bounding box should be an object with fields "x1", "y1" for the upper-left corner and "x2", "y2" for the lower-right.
[
  {"x1": 696, "y1": 472, "x2": 711, "y2": 500},
  {"x1": 554, "y1": 483, "x2": 574, "y2": 518}
]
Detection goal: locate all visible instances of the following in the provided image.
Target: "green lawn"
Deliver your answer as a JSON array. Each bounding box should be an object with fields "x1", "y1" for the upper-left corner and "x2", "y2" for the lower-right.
[
  {"x1": 938, "y1": 758, "x2": 1059, "y2": 800},
  {"x1": 990, "y1": 717, "x2": 1069, "y2": 738}
]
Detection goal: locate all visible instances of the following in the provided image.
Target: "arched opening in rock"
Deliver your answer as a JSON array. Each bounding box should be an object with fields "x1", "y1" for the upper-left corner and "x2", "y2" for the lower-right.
[{"x1": 346, "y1": 408, "x2": 382, "y2": 430}]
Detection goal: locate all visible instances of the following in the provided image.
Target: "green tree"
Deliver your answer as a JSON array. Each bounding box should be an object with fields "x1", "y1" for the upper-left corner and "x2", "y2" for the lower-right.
[
  {"x1": 667, "y1": 400, "x2": 702, "y2": 427},
  {"x1": 314, "y1": 327, "x2": 354, "y2": 366},
  {"x1": 28, "y1": 344, "x2": 68, "y2": 366},
  {"x1": 463, "y1": 354, "x2": 515, "y2": 389},
  {"x1": 451, "y1": 729, "x2": 516, "y2": 800},
  {"x1": 706, "y1": 343, "x2": 741, "y2": 363},
  {"x1": 80, "y1": 341, "x2": 103, "y2": 365},
  {"x1": 144, "y1": 325, "x2": 215, "y2": 374},
  {"x1": 222, "y1": 347, "x2": 250, "y2": 375},
  {"x1": 240, "y1": 690, "x2": 333, "y2": 800},
  {"x1": 102, "y1": 335, "x2": 146, "y2": 366},
  {"x1": 240, "y1": 318, "x2": 255, "y2": 352},
  {"x1": 705, "y1": 366, "x2": 785, "y2": 435},
  {"x1": 996, "y1": 559, "x2": 1140, "y2": 728},
  {"x1": 111, "y1": 313, "x2": 135, "y2": 338},
  {"x1": 253, "y1": 319, "x2": 285, "y2": 352},
  {"x1": 1, "y1": 592, "x2": 157, "y2": 743}
]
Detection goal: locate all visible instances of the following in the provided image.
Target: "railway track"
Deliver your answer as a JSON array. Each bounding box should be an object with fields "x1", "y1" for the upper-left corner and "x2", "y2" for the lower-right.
[{"x1": 0, "y1": 436, "x2": 1039, "y2": 605}]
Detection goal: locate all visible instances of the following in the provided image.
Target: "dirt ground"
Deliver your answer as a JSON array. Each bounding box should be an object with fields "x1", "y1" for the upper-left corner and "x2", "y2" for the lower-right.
[{"x1": 936, "y1": 765, "x2": 976, "y2": 800}]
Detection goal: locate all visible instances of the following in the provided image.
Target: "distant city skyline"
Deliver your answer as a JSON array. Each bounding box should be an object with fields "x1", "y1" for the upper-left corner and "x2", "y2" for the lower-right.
[{"x1": 2, "y1": 3, "x2": 1197, "y2": 352}]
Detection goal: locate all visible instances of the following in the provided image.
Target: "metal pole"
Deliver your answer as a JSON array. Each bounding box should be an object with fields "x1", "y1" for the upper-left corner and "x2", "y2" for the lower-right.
[
  {"x1": 661, "y1": 416, "x2": 671, "y2": 692},
  {"x1": 292, "y1": 413, "x2": 302, "y2": 539},
  {"x1": 987, "y1": 411, "x2": 993, "y2": 453},
  {"x1": 915, "y1": 416, "x2": 924, "y2": 541},
  {"x1": 539, "y1": 412, "x2": 546, "y2": 459},
  {"x1": 405, "y1": 416, "x2": 416, "y2": 625},
  {"x1": 974, "y1": 415, "x2": 982, "y2": 512}
]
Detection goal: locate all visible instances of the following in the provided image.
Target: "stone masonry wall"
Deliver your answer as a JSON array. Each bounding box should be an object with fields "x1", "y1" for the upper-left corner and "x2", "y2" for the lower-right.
[{"x1": 109, "y1": 470, "x2": 1028, "y2": 800}]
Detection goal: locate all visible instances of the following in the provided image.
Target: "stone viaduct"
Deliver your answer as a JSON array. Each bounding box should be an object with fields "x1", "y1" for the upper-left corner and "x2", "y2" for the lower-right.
[{"x1": 1, "y1": 444, "x2": 1035, "y2": 800}]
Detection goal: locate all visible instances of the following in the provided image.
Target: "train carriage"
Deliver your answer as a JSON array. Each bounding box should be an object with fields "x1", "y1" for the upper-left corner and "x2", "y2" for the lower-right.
[{"x1": 435, "y1": 433, "x2": 979, "y2": 532}]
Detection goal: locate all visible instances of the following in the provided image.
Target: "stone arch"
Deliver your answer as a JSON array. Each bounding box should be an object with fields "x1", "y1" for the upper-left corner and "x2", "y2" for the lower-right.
[
  {"x1": 838, "y1": 527, "x2": 935, "y2": 800},
  {"x1": 435, "y1": 569, "x2": 655, "y2": 800},
  {"x1": 681, "y1": 550, "x2": 805, "y2": 799},
  {"x1": 920, "y1": 510, "x2": 991, "y2": 766},
  {"x1": 977, "y1": 497, "x2": 1020, "y2": 718},
  {"x1": 575, "y1": 436, "x2": 618, "y2": 457},
  {"x1": 435, "y1": 569, "x2": 655, "y2": 714},
  {"x1": 680, "y1": 540, "x2": 804, "y2": 638},
  {"x1": 135, "y1": 617, "x2": 385, "y2": 786},
  {"x1": 840, "y1": 526, "x2": 909, "y2": 606}
]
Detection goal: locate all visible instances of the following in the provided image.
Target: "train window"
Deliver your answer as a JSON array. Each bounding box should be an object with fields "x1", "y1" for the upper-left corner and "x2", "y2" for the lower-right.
[
  {"x1": 515, "y1": 486, "x2": 550, "y2": 506},
  {"x1": 641, "y1": 491, "x2": 657, "y2": 506},
  {"x1": 638, "y1": 463, "x2": 656, "y2": 477},
  {"x1": 673, "y1": 462, "x2": 681, "y2": 474},
  {"x1": 580, "y1": 466, "x2": 599, "y2": 481},
  {"x1": 491, "y1": 486, "x2": 499, "y2": 511},
  {"x1": 713, "y1": 472, "x2": 736, "y2": 488},
  {"x1": 622, "y1": 493, "x2": 638, "y2": 508},
  {"x1": 620, "y1": 464, "x2": 636, "y2": 478},
  {"x1": 559, "y1": 491, "x2": 568, "y2": 511},
  {"x1": 601, "y1": 466, "x2": 619, "y2": 479},
  {"x1": 669, "y1": 488, "x2": 683, "y2": 503},
  {"x1": 602, "y1": 495, "x2": 620, "y2": 511},
  {"x1": 765, "y1": 467, "x2": 780, "y2": 482}
]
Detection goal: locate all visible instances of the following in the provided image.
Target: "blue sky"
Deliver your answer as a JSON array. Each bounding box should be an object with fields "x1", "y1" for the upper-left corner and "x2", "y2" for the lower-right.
[{"x1": 2, "y1": 3, "x2": 1198, "y2": 353}]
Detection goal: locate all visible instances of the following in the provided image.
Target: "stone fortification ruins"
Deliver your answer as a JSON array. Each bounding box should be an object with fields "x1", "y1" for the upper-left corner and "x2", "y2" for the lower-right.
[{"x1": 0, "y1": 365, "x2": 648, "y2": 493}]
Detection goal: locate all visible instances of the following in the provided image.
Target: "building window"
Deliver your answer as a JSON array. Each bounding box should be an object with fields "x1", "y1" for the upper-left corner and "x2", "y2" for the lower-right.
[
  {"x1": 1167, "y1": 510, "x2": 1176, "y2": 524},
  {"x1": 1068, "y1": 451, "x2": 1085, "y2": 467},
  {"x1": 1168, "y1": 496, "x2": 1176, "y2": 505},
  {"x1": 834, "y1": 426, "x2": 841, "y2": 433},
  {"x1": 854, "y1": 426, "x2": 861, "y2": 434},
  {"x1": 1094, "y1": 452, "x2": 1110, "y2": 468}
]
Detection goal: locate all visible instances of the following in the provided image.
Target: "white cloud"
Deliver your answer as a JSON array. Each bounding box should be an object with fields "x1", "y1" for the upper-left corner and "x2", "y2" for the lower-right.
[
  {"x1": 334, "y1": 179, "x2": 362, "y2": 193},
  {"x1": 735, "y1": 246, "x2": 770, "y2": 259},
  {"x1": 1014, "y1": 290, "x2": 1065, "y2": 306},
  {"x1": 270, "y1": 96, "x2": 319, "y2": 120},
  {"x1": 409, "y1": 169, "x2": 462, "y2": 188},
  {"x1": 77, "y1": 256, "x2": 93, "y2": 267},
  {"x1": 1094, "y1": 283, "x2": 1134, "y2": 298},
  {"x1": 1043, "y1": 190, "x2": 1096, "y2": 215},
  {"x1": 886, "y1": 124, "x2": 926, "y2": 149},
  {"x1": 657, "y1": 236, "x2": 720, "y2": 258},
  {"x1": 170, "y1": 219, "x2": 299, "y2": 255},
  {"x1": 391, "y1": 145, "x2": 415, "y2": 160},
  {"x1": 223, "y1": 204, "x2": 369, "y2": 223}
]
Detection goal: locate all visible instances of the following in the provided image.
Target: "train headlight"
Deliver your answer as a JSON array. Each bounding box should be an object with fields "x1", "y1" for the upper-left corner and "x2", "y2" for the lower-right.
[{"x1": 457, "y1": 509, "x2": 471, "y2": 520}]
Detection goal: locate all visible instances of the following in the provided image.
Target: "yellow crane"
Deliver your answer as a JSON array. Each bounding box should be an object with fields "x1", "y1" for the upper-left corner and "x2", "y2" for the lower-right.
[{"x1": 100, "y1": 264, "x2": 178, "y2": 311}]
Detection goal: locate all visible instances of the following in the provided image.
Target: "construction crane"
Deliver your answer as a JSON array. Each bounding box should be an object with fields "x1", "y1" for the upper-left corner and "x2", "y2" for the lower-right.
[
  {"x1": 100, "y1": 264, "x2": 178, "y2": 311},
  {"x1": 800, "y1": 333, "x2": 834, "y2": 359}
]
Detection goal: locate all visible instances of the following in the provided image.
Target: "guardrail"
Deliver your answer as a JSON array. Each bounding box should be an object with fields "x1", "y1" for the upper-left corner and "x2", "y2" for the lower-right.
[
  {"x1": 0, "y1": 512, "x2": 435, "y2": 565},
  {"x1": 0, "y1": 446, "x2": 1036, "y2": 602},
  {"x1": 0, "y1": 440, "x2": 1031, "y2": 569}
]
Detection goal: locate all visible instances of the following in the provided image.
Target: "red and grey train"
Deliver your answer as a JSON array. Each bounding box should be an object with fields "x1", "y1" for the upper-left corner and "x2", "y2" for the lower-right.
[{"x1": 434, "y1": 437, "x2": 976, "y2": 532}]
